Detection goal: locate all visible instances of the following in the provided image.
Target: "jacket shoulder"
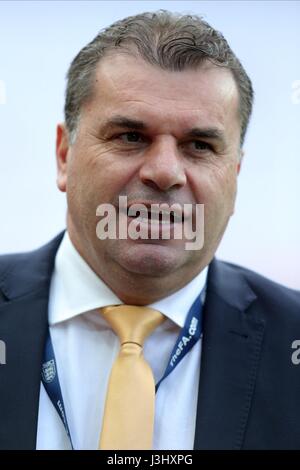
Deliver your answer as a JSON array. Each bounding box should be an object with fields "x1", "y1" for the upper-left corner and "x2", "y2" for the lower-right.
[
  {"x1": 0, "y1": 232, "x2": 64, "y2": 300},
  {"x1": 219, "y1": 259, "x2": 300, "y2": 314},
  {"x1": 0, "y1": 233, "x2": 61, "y2": 275}
]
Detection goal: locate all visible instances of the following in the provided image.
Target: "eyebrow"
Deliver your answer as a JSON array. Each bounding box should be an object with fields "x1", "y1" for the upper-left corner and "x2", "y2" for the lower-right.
[
  {"x1": 101, "y1": 115, "x2": 225, "y2": 144},
  {"x1": 185, "y1": 127, "x2": 225, "y2": 143},
  {"x1": 101, "y1": 116, "x2": 146, "y2": 133}
]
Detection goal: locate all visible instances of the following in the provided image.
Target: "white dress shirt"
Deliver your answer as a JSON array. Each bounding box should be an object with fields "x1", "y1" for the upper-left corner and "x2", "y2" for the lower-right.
[{"x1": 36, "y1": 232, "x2": 207, "y2": 450}]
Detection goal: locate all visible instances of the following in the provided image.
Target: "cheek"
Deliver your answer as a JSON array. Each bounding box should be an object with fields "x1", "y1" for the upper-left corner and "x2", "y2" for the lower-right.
[
  {"x1": 190, "y1": 164, "x2": 238, "y2": 215},
  {"x1": 65, "y1": 158, "x2": 99, "y2": 229},
  {"x1": 67, "y1": 156, "x2": 140, "y2": 229},
  {"x1": 222, "y1": 165, "x2": 238, "y2": 205}
]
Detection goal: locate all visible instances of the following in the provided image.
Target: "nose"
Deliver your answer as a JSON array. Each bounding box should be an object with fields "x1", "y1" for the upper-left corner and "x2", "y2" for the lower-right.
[{"x1": 139, "y1": 137, "x2": 187, "y2": 191}]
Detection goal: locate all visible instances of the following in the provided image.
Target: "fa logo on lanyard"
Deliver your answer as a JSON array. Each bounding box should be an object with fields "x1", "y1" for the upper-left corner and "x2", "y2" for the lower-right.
[{"x1": 42, "y1": 359, "x2": 57, "y2": 383}]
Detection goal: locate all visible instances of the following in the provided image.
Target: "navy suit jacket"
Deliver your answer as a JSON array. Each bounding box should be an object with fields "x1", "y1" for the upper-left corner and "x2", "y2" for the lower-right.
[{"x1": 0, "y1": 232, "x2": 300, "y2": 449}]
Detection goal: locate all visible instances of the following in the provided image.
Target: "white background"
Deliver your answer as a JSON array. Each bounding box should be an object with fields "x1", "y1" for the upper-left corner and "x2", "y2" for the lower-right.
[{"x1": 0, "y1": 0, "x2": 299, "y2": 289}]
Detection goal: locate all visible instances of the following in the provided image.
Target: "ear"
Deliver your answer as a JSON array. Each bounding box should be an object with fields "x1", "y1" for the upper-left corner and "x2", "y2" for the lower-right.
[
  {"x1": 236, "y1": 148, "x2": 244, "y2": 175},
  {"x1": 56, "y1": 123, "x2": 70, "y2": 193}
]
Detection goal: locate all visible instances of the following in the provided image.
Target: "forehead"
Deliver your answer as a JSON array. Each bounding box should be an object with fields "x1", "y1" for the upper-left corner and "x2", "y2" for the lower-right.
[{"x1": 84, "y1": 53, "x2": 240, "y2": 133}]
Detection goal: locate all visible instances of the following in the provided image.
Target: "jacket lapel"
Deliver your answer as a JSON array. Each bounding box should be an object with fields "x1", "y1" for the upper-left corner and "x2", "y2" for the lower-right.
[
  {"x1": 194, "y1": 259, "x2": 265, "y2": 449},
  {"x1": 0, "y1": 233, "x2": 63, "y2": 449}
]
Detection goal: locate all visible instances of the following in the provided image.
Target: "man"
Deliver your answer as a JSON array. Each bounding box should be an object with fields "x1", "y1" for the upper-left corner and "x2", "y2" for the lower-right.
[{"x1": 0, "y1": 10, "x2": 299, "y2": 450}]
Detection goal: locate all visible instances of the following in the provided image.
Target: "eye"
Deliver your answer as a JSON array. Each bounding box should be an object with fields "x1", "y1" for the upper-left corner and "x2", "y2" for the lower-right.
[
  {"x1": 119, "y1": 132, "x2": 143, "y2": 143},
  {"x1": 192, "y1": 141, "x2": 213, "y2": 151}
]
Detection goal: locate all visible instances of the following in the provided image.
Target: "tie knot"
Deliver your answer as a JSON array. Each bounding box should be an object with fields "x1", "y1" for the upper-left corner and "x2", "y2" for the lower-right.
[{"x1": 100, "y1": 305, "x2": 165, "y2": 346}]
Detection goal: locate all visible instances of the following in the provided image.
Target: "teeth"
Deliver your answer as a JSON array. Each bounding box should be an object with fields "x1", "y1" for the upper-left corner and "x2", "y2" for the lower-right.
[
  {"x1": 127, "y1": 207, "x2": 183, "y2": 223},
  {"x1": 152, "y1": 212, "x2": 182, "y2": 223},
  {"x1": 134, "y1": 216, "x2": 171, "y2": 225}
]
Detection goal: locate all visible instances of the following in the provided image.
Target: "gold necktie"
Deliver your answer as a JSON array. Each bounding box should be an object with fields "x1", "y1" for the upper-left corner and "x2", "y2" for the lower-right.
[{"x1": 99, "y1": 305, "x2": 165, "y2": 450}]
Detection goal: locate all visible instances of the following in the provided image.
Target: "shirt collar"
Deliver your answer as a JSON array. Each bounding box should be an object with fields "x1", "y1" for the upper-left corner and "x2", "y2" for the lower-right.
[{"x1": 49, "y1": 231, "x2": 208, "y2": 329}]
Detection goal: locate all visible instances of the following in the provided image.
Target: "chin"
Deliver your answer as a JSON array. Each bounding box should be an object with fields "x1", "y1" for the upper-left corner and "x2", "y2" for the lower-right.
[{"x1": 113, "y1": 243, "x2": 186, "y2": 277}]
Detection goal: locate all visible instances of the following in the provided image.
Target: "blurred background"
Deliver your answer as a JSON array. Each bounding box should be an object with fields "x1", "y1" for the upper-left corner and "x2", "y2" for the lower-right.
[{"x1": 0, "y1": 0, "x2": 299, "y2": 289}]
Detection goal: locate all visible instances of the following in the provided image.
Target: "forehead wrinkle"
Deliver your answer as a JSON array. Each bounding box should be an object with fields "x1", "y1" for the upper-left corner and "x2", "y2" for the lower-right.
[
  {"x1": 94, "y1": 57, "x2": 238, "y2": 110},
  {"x1": 88, "y1": 55, "x2": 240, "y2": 142},
  {"x1": 101, "y1": 71, "x2": 237, "y2": 126},
  {"x1": 123, "y1": 99, "x2": 227, "y2": 134}
]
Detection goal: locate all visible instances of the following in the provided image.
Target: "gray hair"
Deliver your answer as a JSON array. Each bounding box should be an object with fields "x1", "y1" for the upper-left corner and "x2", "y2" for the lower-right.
[{"x1": 65, "y1": 10, "x2": 254, "y2": 146}]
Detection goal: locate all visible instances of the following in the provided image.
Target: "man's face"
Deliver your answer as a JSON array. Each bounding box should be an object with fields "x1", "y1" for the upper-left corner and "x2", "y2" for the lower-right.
[{"x1": 56, "y1": 54, "x2": 241, "y2": 303}]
